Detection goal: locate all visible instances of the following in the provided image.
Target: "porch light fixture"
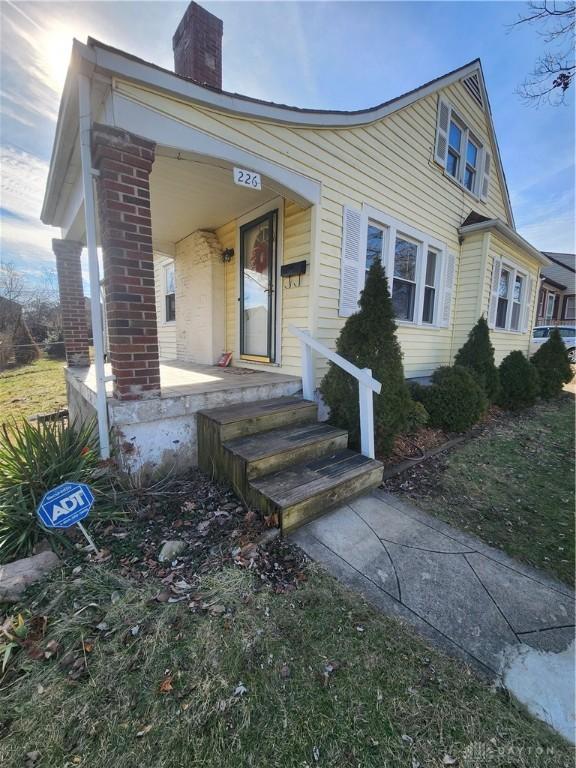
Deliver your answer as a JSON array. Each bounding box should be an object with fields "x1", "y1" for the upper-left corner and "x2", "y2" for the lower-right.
[{"x1": 222, "y1": 248, "x2": 234, "y2": 263}]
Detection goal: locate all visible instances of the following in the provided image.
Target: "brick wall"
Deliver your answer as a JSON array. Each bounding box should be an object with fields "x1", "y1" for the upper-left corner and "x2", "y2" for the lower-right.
[
  {"x1": 175, "y1": 230, "x2": 225, "y2": 364},
  {"x1": 53, "y1": 239, "x2": 90, "y2": 367},
  {"x1": 92, "y1": 124, "x2": 161, "y2": 401},
  {"x1": 172, "y1": 2, "x2": 223, "y2": 89}
]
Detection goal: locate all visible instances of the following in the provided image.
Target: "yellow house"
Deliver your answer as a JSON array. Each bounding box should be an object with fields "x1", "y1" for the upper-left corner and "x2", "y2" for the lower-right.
[{"x1": 42, "y1": 2, "x2": 549, "y2": 476}]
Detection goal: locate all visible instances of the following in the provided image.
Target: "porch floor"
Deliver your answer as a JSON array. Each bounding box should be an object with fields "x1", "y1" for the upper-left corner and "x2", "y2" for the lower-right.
[{"x1": 69, "y1": 360, "x2": 300, "y2": 399}]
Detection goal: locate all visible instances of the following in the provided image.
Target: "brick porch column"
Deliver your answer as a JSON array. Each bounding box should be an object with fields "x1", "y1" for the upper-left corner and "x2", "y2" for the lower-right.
[
  {"x1": 91, "y1": 124, "x2": 160, "y2": 400},
  {"x1": 53, "y1": 238, "x2": 90, "y2": 367}
]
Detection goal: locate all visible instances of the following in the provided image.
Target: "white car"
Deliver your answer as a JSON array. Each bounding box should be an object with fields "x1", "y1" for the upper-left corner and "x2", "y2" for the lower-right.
[{"x1": 530, "y1": 326, "x2": 576, "y2": 363}]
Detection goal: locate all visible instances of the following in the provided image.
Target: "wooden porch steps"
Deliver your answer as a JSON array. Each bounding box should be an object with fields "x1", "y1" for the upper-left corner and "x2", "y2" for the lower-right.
[{"x1": 197, "y1": 397, "x2": 382, "y2": 534}]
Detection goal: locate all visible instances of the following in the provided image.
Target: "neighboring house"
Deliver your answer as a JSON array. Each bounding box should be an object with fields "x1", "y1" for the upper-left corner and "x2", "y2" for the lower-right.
[
  {"x1": 41, "y1": 2, "x2": 549, "y2": 472},
  {"x1": 535, "y1": 252, "x2": 576, "y2": 325}
]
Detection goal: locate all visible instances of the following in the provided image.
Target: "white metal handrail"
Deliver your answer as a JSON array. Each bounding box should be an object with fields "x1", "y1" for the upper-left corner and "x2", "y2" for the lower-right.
[{"x1": 288, "y1": 325, "x2": 382, "y2": 459}]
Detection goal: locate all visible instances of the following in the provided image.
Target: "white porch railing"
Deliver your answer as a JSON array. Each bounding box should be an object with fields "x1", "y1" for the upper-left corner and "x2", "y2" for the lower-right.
[{"x1": 288, "y1": 325, "x2": 382, "y2": 459}]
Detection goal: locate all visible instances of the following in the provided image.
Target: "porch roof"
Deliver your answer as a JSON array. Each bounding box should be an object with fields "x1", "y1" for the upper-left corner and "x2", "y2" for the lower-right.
[{"x1": 458, "y1": 217, "x2": 551, "y2": 267}]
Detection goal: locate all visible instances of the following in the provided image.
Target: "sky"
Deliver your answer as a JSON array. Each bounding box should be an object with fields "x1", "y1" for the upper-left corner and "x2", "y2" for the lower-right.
[{"x1": 1, "y1": 0, "x2": 574, "y2": 293}]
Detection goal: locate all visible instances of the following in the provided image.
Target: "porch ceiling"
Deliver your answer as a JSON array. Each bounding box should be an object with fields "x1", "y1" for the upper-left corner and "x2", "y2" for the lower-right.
[{"x1": 150, "y1": 152, "x2": 279, "y2": 245}]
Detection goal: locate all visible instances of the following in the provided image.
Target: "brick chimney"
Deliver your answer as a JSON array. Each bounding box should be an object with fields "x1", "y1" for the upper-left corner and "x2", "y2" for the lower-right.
[{"x1": 173, "y1": 2, "x2": 223, "y2": 89}]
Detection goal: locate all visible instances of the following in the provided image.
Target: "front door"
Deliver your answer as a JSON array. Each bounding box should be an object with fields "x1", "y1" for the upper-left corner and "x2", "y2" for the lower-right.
[{"x1": 239, "y1": 210, "x2": 278, "y2": 363}]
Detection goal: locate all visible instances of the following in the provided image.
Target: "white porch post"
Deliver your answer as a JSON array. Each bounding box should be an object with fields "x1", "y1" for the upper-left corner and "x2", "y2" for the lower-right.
[
  {"x1": 358, "y1": 368, "x2": 375, "y2": 459},
  {"x1": 78, "y1": 73, "x2": 110, "y2": 459},
  {"x1": 300, "y1": 339, "x2": 315, "y2": 401}
]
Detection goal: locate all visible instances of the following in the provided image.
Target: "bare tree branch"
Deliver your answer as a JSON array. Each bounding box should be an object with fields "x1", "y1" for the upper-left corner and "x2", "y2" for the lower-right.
[
  {"x1": 511, "y1": 1, "x2": 575, "y2": 104},
  {"x1": 0, "y1": 262, "x2": 25, "y2": 302}
]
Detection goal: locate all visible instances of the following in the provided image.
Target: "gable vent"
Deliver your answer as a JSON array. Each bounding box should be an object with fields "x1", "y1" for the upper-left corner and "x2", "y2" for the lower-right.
[{"x1": 463, "y1": 74, "x2": 483, "y2": 107}]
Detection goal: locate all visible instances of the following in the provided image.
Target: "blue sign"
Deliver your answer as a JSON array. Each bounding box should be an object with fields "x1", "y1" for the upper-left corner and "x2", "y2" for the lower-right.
[{"x1": 37, "y1": 482, "x2": 94, "y2": 529}]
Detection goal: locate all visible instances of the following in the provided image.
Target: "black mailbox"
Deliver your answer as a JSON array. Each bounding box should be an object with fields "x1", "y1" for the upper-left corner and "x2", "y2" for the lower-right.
[{"x1": 280, "y1": 260, "x2": 307, "y2": 278}]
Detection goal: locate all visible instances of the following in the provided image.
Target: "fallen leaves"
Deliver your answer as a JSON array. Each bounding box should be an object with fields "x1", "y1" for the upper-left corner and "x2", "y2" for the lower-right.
[
  {"x1": 159, "y1": 675, "x2": 173, "y2": 694},
  {"x1": 104, "y1": 469, "x2": 307, "y2": 594}
]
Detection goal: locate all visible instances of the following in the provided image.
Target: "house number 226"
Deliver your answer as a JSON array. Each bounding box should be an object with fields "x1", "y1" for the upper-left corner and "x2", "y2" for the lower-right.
[{"x1": 233, "y1": 167, "x2": 262, "y2": 190}]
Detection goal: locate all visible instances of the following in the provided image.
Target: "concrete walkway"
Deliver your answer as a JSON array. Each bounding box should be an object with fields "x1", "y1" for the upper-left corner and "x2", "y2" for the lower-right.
[{"x1": 291, "y1": 490, "x2": 575, "y2": 741}]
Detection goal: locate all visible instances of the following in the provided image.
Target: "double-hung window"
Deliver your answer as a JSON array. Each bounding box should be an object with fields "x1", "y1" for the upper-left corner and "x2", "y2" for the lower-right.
[
  {"x1": 545, "y1": 293, "x2": 555, "y2": 321},
  {"x1": 164, "y1": 262, "x2": 176, "y2": 322},
  {"x1": 352, "y1": 207, "x2": 450, "y2": 327},
  {"x1": 423, "y1": 249, "x2": 438, "y2": 324},
  {"x1": 366, "y1": 224, "x2": 385, "y2": 274},
  {"x1": 392, "y1": 236, "x2": 418, "y2": 321},
  {"x1": 464, "y1": 138, "x2": 479, "y2": 192},
  {"x1": 447, "y1": 120, "x2": 462, "y2": 180},
  {"x1": 490, "y1": 257, "x2": 532, "y2": 332},
  {"x1": 435, "y1": 97, "x2": 490, "y2": 200},
  {"x1": 511, "y1": 274, "x2": 524, "y2": 331}
]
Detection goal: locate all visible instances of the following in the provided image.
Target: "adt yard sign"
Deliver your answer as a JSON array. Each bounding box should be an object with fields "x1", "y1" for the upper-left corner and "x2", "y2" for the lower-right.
[{"x1": 37, "y1": 482, "x2": 94, "y2": 529}]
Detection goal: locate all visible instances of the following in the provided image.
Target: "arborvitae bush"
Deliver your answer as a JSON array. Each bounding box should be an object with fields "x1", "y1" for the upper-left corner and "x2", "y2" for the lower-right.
[
  {"x1": 454, "y1": 316, "x2": 500, "y2": 401},
  {"x1": 531, "y1": 328, "x2": 573, "y2": 399},
  {"x1": 421, "y1": 365, "x2": 487, "y2": 432},
  {"x1": 498, "y1": 351, "x2": 540, "y2": 410},
  {"x1": 320, "y1": 258, "x2": 413, "y2": 456}
]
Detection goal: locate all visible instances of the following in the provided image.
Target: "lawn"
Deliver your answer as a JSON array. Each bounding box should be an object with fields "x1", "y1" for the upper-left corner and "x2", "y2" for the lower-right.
[
  {"x1": 0, "y1": 358, "x2": 67, "y2": 426},
  {"x1": 384, "y1": 395, "x2": 575, "y2": 586},
  {"x1": 0, "y1": 564, "x2": 571, "y2": 768}
]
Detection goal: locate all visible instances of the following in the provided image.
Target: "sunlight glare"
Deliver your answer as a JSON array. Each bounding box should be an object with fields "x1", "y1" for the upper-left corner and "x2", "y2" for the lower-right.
[{"x1": 40, "y1": 23, "x2": 76, "y2": 92}]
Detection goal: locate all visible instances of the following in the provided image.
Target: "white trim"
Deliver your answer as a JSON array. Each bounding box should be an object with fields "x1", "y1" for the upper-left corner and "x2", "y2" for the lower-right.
[
  {"x1": 289, "y1": 325, "x2": 381, "y2": 458},
  {"x1": 111, "y1": 93, "x2": 321, "y2": 209},
  {"x1": 88, "y1": 40, "x2": 482, "y2": 128},
  {"x1": 162, "y1": 259, "x2": 176, "y2": 325},
  {"x1": 42, "y1": 41, "x2": 515, "y2": 228},
  {"x1": 78, "y1": 73, "x2": 110, "y2": 459},
  {"x1": 436, "y1": 100, "x2": 484, "y2": 201},
  {"x1": 491, "y1": 256, "x2": 531, "y2": 334},
  {"x1": 235, "y1": 197, "x2": 284, "y2": 367},
  {"x1": 360, "y1": 204, "x2": 448, "y2": 328},
  {"x1": 459, "y1": 219, "x2": 550, "y2": 266}
]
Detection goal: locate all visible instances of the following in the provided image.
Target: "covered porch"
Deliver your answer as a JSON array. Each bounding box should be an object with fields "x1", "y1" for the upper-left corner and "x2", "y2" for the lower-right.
[{"x1": 47, "y1": 72, "x2": 319, "y2": 470}]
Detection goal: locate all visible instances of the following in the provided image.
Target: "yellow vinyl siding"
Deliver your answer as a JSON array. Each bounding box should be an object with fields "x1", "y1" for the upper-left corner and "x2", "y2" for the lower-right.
[
  {"x1": 483, "y1": 233, "x2": 540, "y2": 364},
  {"x1": 451, "y1": 232, "x2": 488, "y2": 355},
  {"x1": 153, "y1": 252, "x2": 177, "y2": 359},
  {"x1": 116, "y1": 77, "x2": 514, "y2": 380},
  {"x1": 281, "y1": 201, "x2": 311, "y2": 374}
]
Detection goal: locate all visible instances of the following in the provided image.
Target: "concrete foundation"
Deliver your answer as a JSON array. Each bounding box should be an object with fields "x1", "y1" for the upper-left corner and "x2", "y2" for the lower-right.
[{"x1": 66, "y1": 362, "x2": 301, "y2": 475}]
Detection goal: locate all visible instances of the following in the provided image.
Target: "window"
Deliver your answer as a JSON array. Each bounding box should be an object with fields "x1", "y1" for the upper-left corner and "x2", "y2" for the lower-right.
[
  {"x1": 491, "y1": 259, "x2": 531, "y2": 332},
  {"x1": 564, "y1": 296, "x2": 575, "y2": 320},
  {"x1": 510, "y1": 274, "x2": 523, "y2": 331},
  {"x1": 447, "y1": 120, "x2": 462, "y2": 179},
  {"x1": 545, "y1": 293, "x2": 555, "y2": 321},
  {"x1": 537, "y1": 288, "x2": 546, "y2": 317},
  {"x1": 392, "y1": 236, "x2": 418, "y2": 321},
  {"x1": 359, "y1": 210, "x2": 448, "y2": 327},
  {"x1": 558, "y1": 326, "x2": 576, "y2": 338},
  {"x1": 164, "y1": 262, "x2": 176, "y2": 322},
  {"x1": 422, "y1": 249, "x2": 437, "y2": 324},
  {"x1": 496, "y1": 268, "x2": 510, "y2": 329},
  {"x1": 366, "y1": 224, "x2": 384, "y2": 273},
  {"x1": 464, "y1": 139, "x2": 478, "y2": 192},
  {"x1": 435, "y1": 97, "x2": 489, "y2": 199}
]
